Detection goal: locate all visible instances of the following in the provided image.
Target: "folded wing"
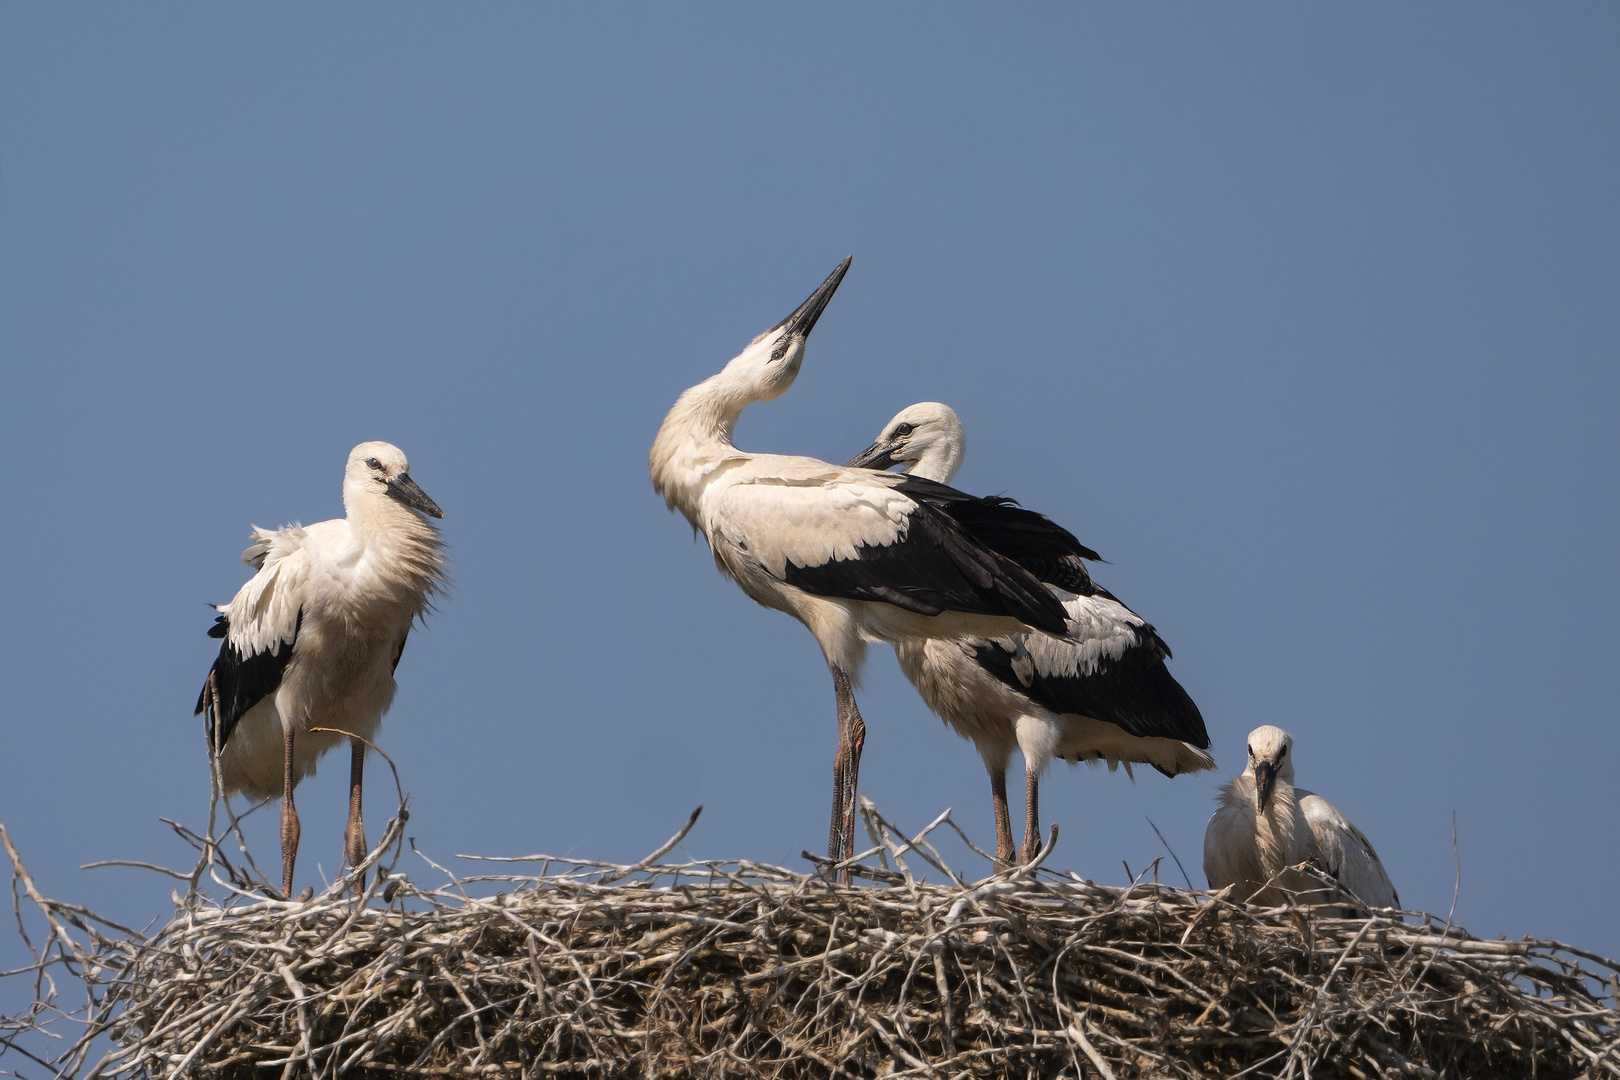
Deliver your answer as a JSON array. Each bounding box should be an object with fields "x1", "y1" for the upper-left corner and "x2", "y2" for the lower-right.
[
  {"x1": 194, "y1": 526, "x2": 311, "y2": 753},
  {"x1": 710, "y1": 466, "x2": 1077, "y2": 634}
]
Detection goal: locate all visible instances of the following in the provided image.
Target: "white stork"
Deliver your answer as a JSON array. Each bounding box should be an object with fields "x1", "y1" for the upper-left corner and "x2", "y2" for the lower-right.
[
  {"x1": 649, "y1": 260, "x2": 1096, "y2": 868},
  {"x1": 195, "y1": 441, "x2": 446, "y2": 897},
  {"x1": 848, "y1": 403, "x2": 1213, "y2": 867},
  {"x1": 1203, "y1": 725, "x2": 1399, "y2": 908}
]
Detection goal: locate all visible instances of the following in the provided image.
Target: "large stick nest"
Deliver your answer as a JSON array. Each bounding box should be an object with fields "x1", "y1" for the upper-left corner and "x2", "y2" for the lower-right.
[{"x1": 3, "y1": 799, "x2": 1617, "y2": 1079}]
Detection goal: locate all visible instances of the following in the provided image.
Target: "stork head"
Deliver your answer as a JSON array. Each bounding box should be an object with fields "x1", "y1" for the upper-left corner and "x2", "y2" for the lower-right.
[
  {"x1": 846, "y1": 402, "x2": 965, "y2": 484},
  {"x1": 1244, "y1": 725, "x2": 1295, "y2": 814},
  {"x1": 345, "y1": 441, "x2": 444, "y2": 519},
  {"x1": 719, "y1": 256, "x2": 851, "y2": 404}
]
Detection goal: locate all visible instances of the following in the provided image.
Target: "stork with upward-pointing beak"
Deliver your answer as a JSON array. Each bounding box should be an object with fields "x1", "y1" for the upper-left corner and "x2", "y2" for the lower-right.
[{"x1": 650, "y1": 259, "x2": 1096, "y2": 869}]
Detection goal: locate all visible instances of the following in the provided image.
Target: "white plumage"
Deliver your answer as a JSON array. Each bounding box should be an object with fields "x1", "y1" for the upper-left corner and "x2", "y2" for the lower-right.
[
  {"x1": 196, "y1": 441, "x2": 445, "y2": 897},
  {"x1": 848, "y1": 404, "x2": 1213, "y2": 866},
  {"x1": 649, "y1": 260, "x2": 1095, "y2": 868},
  {"x1": 1203, "y1": 725, "x2": 1399, "y2": 909}
]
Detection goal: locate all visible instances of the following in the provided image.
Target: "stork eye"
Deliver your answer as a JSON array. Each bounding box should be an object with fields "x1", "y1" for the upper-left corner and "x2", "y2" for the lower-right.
[
  {"x1": 893, "y1": 423, "x2": 915, "y2": 438},
  {"x1": 1280, "y1": 745, "x2": 1288, "y2": 756},
  {"x1": 365, "y1": 457, "x2": 383, "y2": 471}
]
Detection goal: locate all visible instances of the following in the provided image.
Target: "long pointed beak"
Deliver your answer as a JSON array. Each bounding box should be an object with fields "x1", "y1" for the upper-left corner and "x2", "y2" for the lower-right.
[
  {"x1": 1254, "y1": 761, "x2": 1277, "y2": 814},
  {"x1": 386, "y1": 474, "x2": 444, "y2": 519},
  {"x1": 769, "y1": 256, "x2": 852, "y2": 358},
  {"x1": 845, "y1": 439, "x2": 900, "y2": 471}
]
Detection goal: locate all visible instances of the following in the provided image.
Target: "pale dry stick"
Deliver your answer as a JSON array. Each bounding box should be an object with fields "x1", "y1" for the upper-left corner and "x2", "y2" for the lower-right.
[
  {"x1": 202, "y1": 753, "x2": 280, "y2": 893},
  {"x1": 1145, "y1": 816, "x2": 1194, "y2": 891},
  {"x1": 934, "y1": 814, "x2": 1001, "y2": 871},
  {"x1": 859, "y1": 802, "x2": 963, "y2": 888},
  {"x1": 858, "y1": 799, "x2": 894, "y2": 877},
  {"x1": 1403, "y1": 810, "x2": 1463, "y2": 999},
  {"x1": 190, "y1": 674, "x2": 225, "y2": 899},
  {"x1": 1065, "y1": 1011, "x2": 1118, "y2": 1080},
  {"x1": 2, "y1": 825, "x2": 86, "y2": 957},
  {"x1": 594, "y1": 806, "x2": 704, "y2": 886},
  {"x1": 276, "y1": 961, "x2": 319, "y2": 1080}
]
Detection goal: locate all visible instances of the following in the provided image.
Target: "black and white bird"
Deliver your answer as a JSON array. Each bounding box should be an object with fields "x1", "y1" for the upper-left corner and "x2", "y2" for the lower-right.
[
  {"x1": 195, "y1": 441, "x2": 445, "y2": 897},
  {"x1": 848, "y1": 403, "x2": 1213, "y2": 867},
  {"x1": 1203, "y1": 725, "x2": 1399, "y2": 908},
  {"x1": 649, "y1": 260, "x2": 1097, "y2": 869}
]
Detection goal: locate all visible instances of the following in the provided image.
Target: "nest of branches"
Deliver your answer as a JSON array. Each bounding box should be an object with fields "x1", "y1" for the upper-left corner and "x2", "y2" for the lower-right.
[{"x1": 3, "y1": 795, "x2": 1618, "y2": 1080}]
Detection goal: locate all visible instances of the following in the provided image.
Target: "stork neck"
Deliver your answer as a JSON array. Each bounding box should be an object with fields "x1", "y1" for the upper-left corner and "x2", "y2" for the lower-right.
[
  {"x1": 678, "y1": 373, "x2": 749, "y2": 445},
  {"x1": 649, "y1": 370, "x2": 755, "y2": 521},
  {"x1": 909, "y1": 444, "x2": 963, "y2": 486}
]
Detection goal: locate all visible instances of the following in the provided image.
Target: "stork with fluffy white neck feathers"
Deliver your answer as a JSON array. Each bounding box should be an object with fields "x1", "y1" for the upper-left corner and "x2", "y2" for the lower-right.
[
  {"x1": 196, "y1": 441, "x2": 445, "y2": 898},
  {"x1": 650, "y1": 260, "x2": 1099, "y2": 869},
  {"x1": 1204, "y1": 726, "x2": 1399, "y2": 909},
  {"x1": 848, "y1": 403, "x2": 1212, "y2": 867}
]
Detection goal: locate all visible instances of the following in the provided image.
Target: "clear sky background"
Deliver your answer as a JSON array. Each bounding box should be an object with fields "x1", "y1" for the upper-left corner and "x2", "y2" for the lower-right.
[{"x1": 2, "y1": 4, "x2": 1617, "y2": 987}]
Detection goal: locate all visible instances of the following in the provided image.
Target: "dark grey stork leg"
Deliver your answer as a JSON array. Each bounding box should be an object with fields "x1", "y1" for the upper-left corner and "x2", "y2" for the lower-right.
[
  {"x1": 827, "y1": 665, "x2": 866, "y2": 880},
  {"x1": 345, "y1": 737, "x2": 366, "y2": 896},
  {"x1": 1018, "y1": 767, "x2": 1041, "y2": 866},
  {"x1": 989, "y1": 767, "x2": 1016, "y2": 871},
  {"x1": 280, "y1": 725, "x2": 301, "y2": 898}
]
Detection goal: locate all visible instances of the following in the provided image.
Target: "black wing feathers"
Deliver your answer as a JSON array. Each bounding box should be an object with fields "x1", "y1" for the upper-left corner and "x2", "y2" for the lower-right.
[
  {"x1": 893, "y1": 477, "x2": 1102, "y2": 593},
  {"x1": 780, "y1": 500, "x2": 1068, "y2": 633},
  {"x1": 391, "y1": 628, "x2": 410, "y2": 674},
  {"x1": 195, "y1": 609, "x2": 302, "y2": 753},
  {"x1": 781, "y1": 475, "x2": 1107, "y2": 635},
  {"x1": 970, "y1": 630, "x2": 1208, "y2": 752}
]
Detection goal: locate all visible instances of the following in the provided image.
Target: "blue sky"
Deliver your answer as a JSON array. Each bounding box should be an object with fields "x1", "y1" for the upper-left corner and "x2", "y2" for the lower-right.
[{"x1": 2, "y1": 4, "x2": 1617, "y2": 983}]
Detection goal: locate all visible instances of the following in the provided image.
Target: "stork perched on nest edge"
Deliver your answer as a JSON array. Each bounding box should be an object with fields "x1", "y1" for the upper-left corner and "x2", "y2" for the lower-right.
[{"x1": 196, "y1": 441, "x2": 446, "y2": 897}]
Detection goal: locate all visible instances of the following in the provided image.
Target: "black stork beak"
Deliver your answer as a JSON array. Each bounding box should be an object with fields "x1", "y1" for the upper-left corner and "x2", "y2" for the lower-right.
[
  {"x1": 769, "y1": 256, "x2": 852, "y2": 360},
  {"x1": 845, "y1": 438, "x2": 900, "y2": 472},
  {"x1": 1254, "y1": 760, "x2": 1278, "y2": 814},
  {"x1": 386, "y1": 473, "x2": 445, "y2": 519}
]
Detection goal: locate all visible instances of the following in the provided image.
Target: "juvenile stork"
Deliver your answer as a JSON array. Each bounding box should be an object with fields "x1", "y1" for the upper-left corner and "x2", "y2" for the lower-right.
[
  {"x1": 649, "y1": 260, "x2": 1095, "y2": 868},
  {"x1": 849, "y1": 403, "x2": 1212, "y2": 867},
  {"x1": 1203, "y1": 725, "x2": 1399, "y2": 908},
  {"x1": 196, "y1": 441, "x2": 445, "y2": 897}
]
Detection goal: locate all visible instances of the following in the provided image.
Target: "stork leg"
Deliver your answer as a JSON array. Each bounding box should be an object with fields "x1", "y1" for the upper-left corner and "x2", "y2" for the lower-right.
[
  {"x1": 827, "y1": 665, "x2": 866, "y2": 879},
  {"x1": 1017, "y1": 767, "x2": 1042, "y2": 866},
  {"x1": 279, "y1": 725, "x2": 301, "y2": 898},
  {"x1": 988, "y1": 767, "x2": 1017, "y2": 871},
  {"x1": 345, "y1": 737, "x2": 367, "y2": 897}
]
